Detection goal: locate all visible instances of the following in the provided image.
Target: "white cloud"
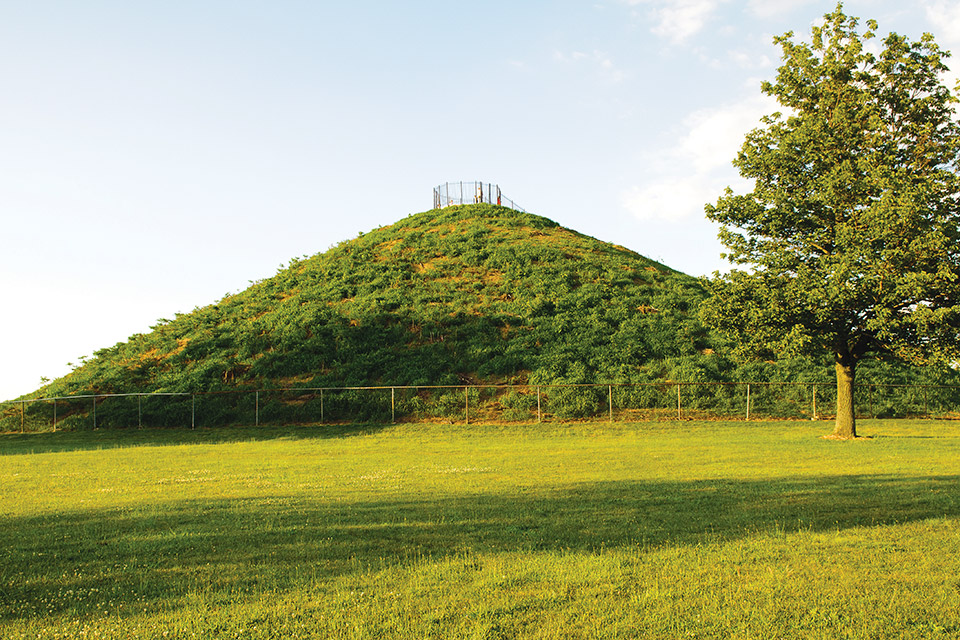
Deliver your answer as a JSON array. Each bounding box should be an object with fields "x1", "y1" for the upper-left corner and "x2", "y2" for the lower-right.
[
  {"x1": 729, "y1": 49, "x2": 773, "y2": 70},
  {"x1": 678, "y1": 94, "x2": 778, "y2": 173},
  {"x1": 924, "y1": 1, "x2": 960, "y2": 45},
  {"x1": 621, "y1": 93, "x2": 777, "y2": 221},
  {"x1": 623, "y1": 0, "x2": 722, "y2": 44},
  {"x1": 746, "y1": 0, "x2": 817, "y2": 20},
  {"x1": 553, "y1": 49, "x2": 626, "y2": 82},
  {"x1": 652, "y1": 0, "x2": 718, "y2": 42},
  {"x1": 621, "y1": 178, "x2": 719, "y2": 221},
  {"x1": 923, "y1": 1, "x2": 960, "y2": 90}
]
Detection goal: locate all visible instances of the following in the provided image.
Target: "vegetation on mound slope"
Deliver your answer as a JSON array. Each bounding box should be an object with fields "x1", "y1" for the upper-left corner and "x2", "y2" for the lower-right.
[
  {"x1": 7, "y1": 204, "x2": 958, "y2": 428},
  {"x1": 32, "y1": 205, "x2": 719, "y2": 396}
]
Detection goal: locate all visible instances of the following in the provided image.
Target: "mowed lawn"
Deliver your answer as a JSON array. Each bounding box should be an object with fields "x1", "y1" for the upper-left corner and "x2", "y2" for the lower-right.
[{"x1": 1, "y1": 420, "x2": 959, "y2": 639}]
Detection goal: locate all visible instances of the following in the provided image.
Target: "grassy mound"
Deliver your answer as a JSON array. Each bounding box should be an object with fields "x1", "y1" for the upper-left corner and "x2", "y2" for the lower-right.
[
  {"x1": 33, "y1": 204, "x2": 713, "y2": 397},
  {"x1": 8, "y1": 204, "x2": 959, "y2": 432}
]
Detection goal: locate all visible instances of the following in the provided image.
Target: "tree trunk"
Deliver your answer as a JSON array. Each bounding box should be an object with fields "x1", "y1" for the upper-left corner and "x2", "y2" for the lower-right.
[{"x1": 833, "y1": 356, "x2": 857, "y2": 439}]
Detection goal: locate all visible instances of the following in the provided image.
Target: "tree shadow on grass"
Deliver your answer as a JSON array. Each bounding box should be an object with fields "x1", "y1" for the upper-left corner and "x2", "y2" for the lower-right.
[
  {"x1": 0, "y1": 423, "x2": 393, "y2": 455},
  {"x1": 1, "y1": 474, "x2": 959, "y2": 623}
]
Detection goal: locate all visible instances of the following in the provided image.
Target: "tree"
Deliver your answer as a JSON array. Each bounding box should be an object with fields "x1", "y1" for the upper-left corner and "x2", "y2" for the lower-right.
[{"x1": 702, "y1": 5, "x2": 960, "y2": 439}]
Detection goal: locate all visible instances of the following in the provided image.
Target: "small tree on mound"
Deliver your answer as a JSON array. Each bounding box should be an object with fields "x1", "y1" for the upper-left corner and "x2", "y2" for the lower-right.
[{"x1": 702, "y1": 5, "x2": 960, "y2": 439}]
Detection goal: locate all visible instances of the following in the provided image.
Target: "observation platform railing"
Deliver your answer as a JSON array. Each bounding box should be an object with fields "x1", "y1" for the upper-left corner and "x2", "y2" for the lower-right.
[{"x1": 433, "y1": 181, "x2": 526, "y2": 212}]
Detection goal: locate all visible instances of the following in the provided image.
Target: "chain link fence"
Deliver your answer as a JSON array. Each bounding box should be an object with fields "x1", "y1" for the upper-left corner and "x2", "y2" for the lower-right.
[{"x1": 4, "y1": 381, "x2": 960, "y2": 433}]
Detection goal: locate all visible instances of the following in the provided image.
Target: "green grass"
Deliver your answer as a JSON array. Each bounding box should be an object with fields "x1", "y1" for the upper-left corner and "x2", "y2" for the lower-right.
[{"x1": 2, "y1": 420, "x2": 960, "y2": 638}]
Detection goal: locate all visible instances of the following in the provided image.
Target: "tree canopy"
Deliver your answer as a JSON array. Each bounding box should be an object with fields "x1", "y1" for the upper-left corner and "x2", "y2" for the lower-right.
[{"x1": 702, "y1": 4, "x2": 960, "y2": 438}]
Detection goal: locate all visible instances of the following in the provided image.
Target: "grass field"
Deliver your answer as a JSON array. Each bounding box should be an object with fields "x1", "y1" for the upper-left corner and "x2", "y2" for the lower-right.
[{"x1": 1, "y1": 420, "x2": 959, "y2": 639}]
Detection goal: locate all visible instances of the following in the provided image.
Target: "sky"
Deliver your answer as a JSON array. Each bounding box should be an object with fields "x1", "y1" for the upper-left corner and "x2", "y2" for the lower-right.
[{"x1": 2, "y1": 0, "x2": 957, "y2": 401}]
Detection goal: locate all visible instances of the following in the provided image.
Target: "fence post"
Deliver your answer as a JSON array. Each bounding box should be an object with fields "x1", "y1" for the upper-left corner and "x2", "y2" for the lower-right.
[
  {"x1": 677, "y1": 384, "x2": 681, "y2": 421},
  {"x1": 812, "y1": 385, "x2": 817, "y2": 421},
  {"x1": 392, "y1": 388, "x2": 396, "y2": 424},
  {"x1": 746, "y1": 384, "x2": 751, "y2": 421},
  {"x1": 53, "y1": 399, "x2": 57, "y2": 432},
  {"x1": 21, "y1": 400, "x2": 24, "y2": 433},
  {"x1": 255, "y1": 391, "x2": 259, "y2": 426},
  {"x1": 191, "y1": 394, "x2": 196, "y2": 429},
  {"x1": 537, "y1": 386, "x2": 542, "y2": 423},
  {"x1": 138, "y1": 395, "x2": 142, "y2": 429},
  {"x1": 608, "y1": 385, "x2": 613, "y2": 423},
  {"x1": 93, "y1": 396, "x2": 97, "y2": 430}
]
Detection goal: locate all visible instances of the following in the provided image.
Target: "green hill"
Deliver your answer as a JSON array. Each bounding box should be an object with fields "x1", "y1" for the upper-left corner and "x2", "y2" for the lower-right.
[
  {"x1": 30, "y1": 204, "x2": 716, "y2": 396},
  {"x1": 6, "y1": 203, "x2": 960, "y2": 429}
]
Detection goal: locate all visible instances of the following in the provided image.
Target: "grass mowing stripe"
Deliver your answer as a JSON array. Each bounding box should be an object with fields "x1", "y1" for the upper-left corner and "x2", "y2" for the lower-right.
[{"x1": 1, "y1": 420, "x2": 959, "y2": 638}]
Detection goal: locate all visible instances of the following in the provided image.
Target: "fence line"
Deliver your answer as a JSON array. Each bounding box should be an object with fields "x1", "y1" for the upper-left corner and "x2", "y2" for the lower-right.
[{"x1": 3, "y1": 381, "x2": 960, "y2": 433}]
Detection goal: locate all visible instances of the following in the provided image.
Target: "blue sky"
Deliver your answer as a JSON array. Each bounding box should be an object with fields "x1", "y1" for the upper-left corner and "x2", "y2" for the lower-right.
[{"x1": 1, "y1": 0, "x2": 955, "y2": 400}]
